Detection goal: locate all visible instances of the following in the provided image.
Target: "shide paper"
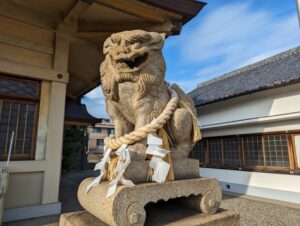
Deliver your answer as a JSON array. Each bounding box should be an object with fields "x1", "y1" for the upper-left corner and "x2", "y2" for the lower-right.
[{"x1": 86, "y1": 144, "x2": 134, "y2": 198}]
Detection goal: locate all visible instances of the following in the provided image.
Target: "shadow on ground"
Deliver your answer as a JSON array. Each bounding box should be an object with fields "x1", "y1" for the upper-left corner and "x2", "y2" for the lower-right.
[{"x1": 59, "y1": 170, "x2": 98, "y2": 213}]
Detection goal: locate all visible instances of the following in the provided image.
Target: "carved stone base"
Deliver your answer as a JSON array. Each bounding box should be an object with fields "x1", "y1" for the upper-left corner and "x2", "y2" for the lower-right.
[
  {"x1": 77, "y1": 177, "x2": 225, "y2": 226},
  {"x1": 59, "y1": 209, "x2": 240, "y2": 226}
]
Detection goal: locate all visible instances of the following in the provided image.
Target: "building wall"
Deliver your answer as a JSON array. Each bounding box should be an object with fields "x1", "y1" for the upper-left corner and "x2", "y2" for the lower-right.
[
  {"x1": 0, "y1": 15, "x2": 69, "y2": 221},
  {"x1": 198, "y1": 83, "x2": 300, "y2": 136},
  {"x1": 197, "y1": 84, "x2": 300, "y2": 204},
  {"x1": 200, "y1": 168, "x2": 300, "y2": 204},
  {"x1": 87, "y1": 121, "x2": 114, "y2": 163}
]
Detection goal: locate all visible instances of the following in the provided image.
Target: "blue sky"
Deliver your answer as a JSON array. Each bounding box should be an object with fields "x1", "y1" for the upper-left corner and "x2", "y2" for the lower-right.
[{"x1": 82, "y1": 0, "x2": 300, "y2": 119}]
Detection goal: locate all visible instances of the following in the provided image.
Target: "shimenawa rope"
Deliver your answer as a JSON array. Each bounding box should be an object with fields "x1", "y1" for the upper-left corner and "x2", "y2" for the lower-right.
[{"x1": 104, "y1": 88, "x2": 179, "y2": 150}]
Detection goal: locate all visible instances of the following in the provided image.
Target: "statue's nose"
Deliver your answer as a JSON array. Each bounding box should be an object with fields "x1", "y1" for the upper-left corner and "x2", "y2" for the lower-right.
[{"x1": 114, "y1": 46, "x2": 130, "y2": 56}]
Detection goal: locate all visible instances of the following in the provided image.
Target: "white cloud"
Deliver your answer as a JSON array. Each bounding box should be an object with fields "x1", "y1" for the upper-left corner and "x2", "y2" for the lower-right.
[
  {"x1": 166, "y1": 2, "x2": 300, "y2": 88},
  {"x1": 81, "y1": 86, "x2": 109, "y2": 119},
  {"x1": 84, "y1": 86, "x2": 102, "y2": 99}
]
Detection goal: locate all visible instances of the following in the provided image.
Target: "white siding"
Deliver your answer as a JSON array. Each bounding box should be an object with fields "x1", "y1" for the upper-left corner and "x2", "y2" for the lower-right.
[
  {"x1": 200, "y1": 168, "x2": 300, "y2": 204},
  {"x1": 198, "y1": 83, "x2": 300, "y2": 137}
]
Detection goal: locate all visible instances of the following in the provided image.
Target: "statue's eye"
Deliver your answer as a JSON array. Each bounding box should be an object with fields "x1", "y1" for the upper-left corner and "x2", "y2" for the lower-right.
[
  {"x1": 111, "y1": 37, "x2": 120, "y2": 45},
  {"x1": 129, "y1": 36, "x2": 140, "y2": 44}
]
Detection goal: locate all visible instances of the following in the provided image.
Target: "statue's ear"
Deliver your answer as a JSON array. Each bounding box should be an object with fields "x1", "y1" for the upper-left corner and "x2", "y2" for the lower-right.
[
  {"x1": 103, "y1": 37, "x2": 112, "y2": 55},
  {"x1": 160, "y1": 33, "x2": 166, "y2": 41}
]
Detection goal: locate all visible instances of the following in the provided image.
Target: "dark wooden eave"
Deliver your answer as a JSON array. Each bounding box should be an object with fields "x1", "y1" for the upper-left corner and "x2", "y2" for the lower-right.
[{"x1": 140, "y1": 0, "x2": 206, "y2": 25}]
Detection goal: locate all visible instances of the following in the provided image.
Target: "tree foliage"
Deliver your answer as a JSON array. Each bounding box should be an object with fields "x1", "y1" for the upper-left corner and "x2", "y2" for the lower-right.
[{"x1": 62, "y1": 125, "x2": 86, "y2": 171}]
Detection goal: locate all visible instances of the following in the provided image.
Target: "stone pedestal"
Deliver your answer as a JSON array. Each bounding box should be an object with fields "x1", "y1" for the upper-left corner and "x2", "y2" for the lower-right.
[
  {"x1": 76, "y1": 177, "x2": 230, "y2": 226},
  {"x1": 59, "y1": 209, "x2": 240, "y2": 226},
  {"x1": 59, "y1": 159, "x2": 240, "y2": 226}
]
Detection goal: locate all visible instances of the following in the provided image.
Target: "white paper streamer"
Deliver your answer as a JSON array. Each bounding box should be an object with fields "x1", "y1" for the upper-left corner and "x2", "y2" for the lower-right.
[
  {"x1": 147, "y1": 134, "x2": 163, "y2": 146},
  {"x1": 151, "y1": 158, "x2": 170, "y2": 183},
  {"x1": 146, "y1": 144, "x2": 169, "y2": 157},
  {"x1": 86, "y1": 147, "x2": 112, "y2": 193},
  {"x1": 146, "y1": 133, "x2": 170, "y2": 183},
  {"x1": 86, "y1": 143, "x2": 135, "y2": 197},
  {"x1": 106, "y1": 144, "x2": 134, "y2": 198}
]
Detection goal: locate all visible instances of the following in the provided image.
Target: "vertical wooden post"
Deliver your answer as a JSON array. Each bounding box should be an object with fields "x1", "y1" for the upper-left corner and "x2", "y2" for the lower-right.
[
  {"x1": 261, "y1": 135, "x2": 267, "y2": 168},
  {"x1": 205, "y1": 139, "x2": 209, "y2": 166},
  {"x1": 239, "y1": 136, "x2": 244, "y2": 169},
  {"x1": 220, "y1": 138, "x2": 224, "y2": 167},
  {"x1": 288, "y1": 133, "x2": 296, "y2": 171},
  {"x1": 42, "y1": 32, "x2": 69, "y2": 204}
]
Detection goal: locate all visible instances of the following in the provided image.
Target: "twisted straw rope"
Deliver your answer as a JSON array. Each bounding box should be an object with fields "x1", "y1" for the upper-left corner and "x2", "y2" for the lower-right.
[{"x1": 104, "y1": 88, "x2": 178, "y2": 150}]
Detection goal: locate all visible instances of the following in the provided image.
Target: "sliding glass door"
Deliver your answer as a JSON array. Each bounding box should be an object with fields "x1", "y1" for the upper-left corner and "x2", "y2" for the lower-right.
[{"x1": 292, "y1": 134, "x2": 300, "y2": 170}]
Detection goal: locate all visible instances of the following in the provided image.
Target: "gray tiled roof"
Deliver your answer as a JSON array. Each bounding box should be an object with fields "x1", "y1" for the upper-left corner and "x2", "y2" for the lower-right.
[
  {"x1": 65, "y1": 98, "x2": 102, "y2": 124},
  {"x1": 189, "y1": 46, "x2": 300, "y2": 106}
]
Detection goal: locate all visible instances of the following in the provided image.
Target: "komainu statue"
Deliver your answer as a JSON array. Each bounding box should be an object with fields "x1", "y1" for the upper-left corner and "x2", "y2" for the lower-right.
[
  {"x1": 62, "y1": 30, "x2": 239, "y2": 226},
  {"x1": 100, "y1": 30, "x2": 201, "y2": 158}
]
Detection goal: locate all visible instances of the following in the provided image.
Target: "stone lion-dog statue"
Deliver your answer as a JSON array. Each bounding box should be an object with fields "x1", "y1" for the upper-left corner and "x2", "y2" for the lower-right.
[{"x1": 100, "y1": 30, "x2": 201, "y2": 159}]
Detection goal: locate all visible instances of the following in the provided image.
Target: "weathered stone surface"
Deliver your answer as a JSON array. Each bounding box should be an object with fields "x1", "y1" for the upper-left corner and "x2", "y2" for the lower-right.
[
  {"x1": 124, "y1": 158, "x2": 200, "y2": 183},
  {"x1": 100, "y1": 30, "x2": 201, "y2": 158},
  {"x1": 59, "y1": 209, "x2": 239, "y2": 226},
  {"x1": 59, "y1": 211, "x2": 105, "y2": 226},
  {"x1": 172, "y1": 158, "x2": 200, "y2": 180},
  {"x1": 77, "y1": 177, "x2": 223, "y2": 226}
]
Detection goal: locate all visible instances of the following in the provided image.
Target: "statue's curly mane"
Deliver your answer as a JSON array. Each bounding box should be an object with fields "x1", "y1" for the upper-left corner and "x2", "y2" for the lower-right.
[{"x1": 100, "y1": 31, "x2": 166, "y2": 102}]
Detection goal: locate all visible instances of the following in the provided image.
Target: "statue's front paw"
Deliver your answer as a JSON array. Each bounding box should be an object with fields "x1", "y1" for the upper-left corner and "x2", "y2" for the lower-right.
[{"x1": 127, "y1": 143, "x2": 147, "y2": 161}]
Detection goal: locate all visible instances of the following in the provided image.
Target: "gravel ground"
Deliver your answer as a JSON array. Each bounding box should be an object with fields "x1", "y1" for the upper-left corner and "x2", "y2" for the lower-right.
[{"x1": 221, "y1": 194, "x2": 300, "y2": 226}]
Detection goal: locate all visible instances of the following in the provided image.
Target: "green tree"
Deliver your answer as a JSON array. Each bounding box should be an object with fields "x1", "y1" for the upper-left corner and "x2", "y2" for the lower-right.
[{"x1": 62, "y1": 125, "x2": 86, "y2": 171}]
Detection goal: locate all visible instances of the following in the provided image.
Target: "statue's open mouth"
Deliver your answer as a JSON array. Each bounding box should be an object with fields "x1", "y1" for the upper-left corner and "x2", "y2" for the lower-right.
[{"x1": 116, "y1": 52, "x2": 148, "y2": 72}]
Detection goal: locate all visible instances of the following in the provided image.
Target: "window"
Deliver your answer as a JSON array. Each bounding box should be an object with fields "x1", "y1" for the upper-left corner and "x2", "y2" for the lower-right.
[
  {"x1": 207, "y1": 138, "x2": 222, "y2": 166},
  {"x1": 96, "y1": 139, "x2": 104, "y2": 146},
  {"x1": 223, "y1": 136, "x2": 240, "y2": 166},
  {"x1": 243, "y1": 135, "x2": 264, "y2": 167},
  {"x1": 293, "y1": 134, "x2": 300, "y2": 169},
  {"x1": 0, "y1": 75, "x2": 40, "y2": 160},
  {"x1": 108, "y1": 128, "x2": 115, "y2": 135},
  {"x1": 93, "y1": 127, "x2": 102, "y2": 133},
  {"x1": 189, "y1": 140, "x2": 205, "y2": 164},
  {"x1": 0, "y1": 75, "x2": 40, "y2": 99},
  {"x1": 189, "y1": 132, "x2": 295, "y2": 172},
  {"x1": 264, "y1": 134, "x2": 289, "y2": 167}
]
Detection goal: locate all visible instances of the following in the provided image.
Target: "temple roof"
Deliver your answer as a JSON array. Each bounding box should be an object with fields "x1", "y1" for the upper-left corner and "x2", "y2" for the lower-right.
[
  {"x1": 189, "y1": 46, "x2": 300, "y2": 107},
  {"x1": 65, "y1": 98, "x2": 102, "y2": 125}
]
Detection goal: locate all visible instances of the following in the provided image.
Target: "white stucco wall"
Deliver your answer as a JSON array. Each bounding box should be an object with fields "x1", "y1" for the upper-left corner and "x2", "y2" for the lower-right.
[
  {"x1": 198, "y1": 83, "x2": 300, "y2": 136},
  {"x1": 200, "y1": 168, "x2": 300, "y2": 204},
  {"x1": 197, "y1": 83, "x2": 300, "y2": 204}
]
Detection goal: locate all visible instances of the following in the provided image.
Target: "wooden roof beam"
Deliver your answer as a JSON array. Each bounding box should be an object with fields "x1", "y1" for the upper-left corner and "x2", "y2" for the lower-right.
[
  {"x1": 95, "y1": 0, "x2": 168, "y2": 23},
  {"x1": 0, "y1": 0, "x2": 57, "y2": 30},
  {"x1": 57, "y1": 0, "x2": 93, "y2": 33},
  {"x1": 75, "y1": 20, "x2": 181, "y2": 38},
  {"x1": 69, "y1": 68, "x2": 98, "y2": 87},
  {"x1": 74, "y1": 78, "x2": 100, "y2": 98},
  {"x1": 66, "y1": 91, "x2": 77, "y2": 99}
]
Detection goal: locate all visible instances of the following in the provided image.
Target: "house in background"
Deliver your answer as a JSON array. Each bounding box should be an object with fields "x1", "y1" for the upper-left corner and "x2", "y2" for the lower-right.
[
  {"x1": 87, "y1": 119, "x2": 114, "y2": 164},
  {"x1": 189, "y1": 46, "x2": 300, "y2": 206},
  {"x1": 0, "y1": 0, "x2": 205, "y2": 222}
]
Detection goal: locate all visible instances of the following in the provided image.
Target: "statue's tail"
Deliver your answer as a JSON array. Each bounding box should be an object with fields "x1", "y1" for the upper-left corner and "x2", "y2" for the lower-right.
[{"x1": 170, "y1": 84, "x2": 202, "y2": 143}]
